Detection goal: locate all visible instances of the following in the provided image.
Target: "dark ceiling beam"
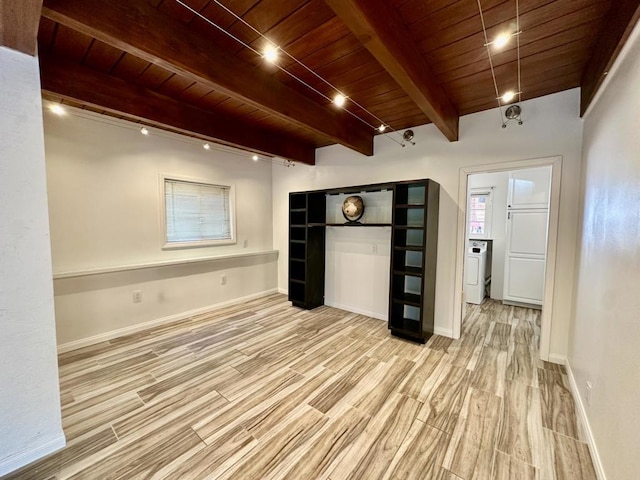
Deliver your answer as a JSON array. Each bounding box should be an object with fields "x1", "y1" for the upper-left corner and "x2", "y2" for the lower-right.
[
  {"x1": 0, "y1": 0, "x2": 42, "y2": 55},
  {"x1": 581, "y1": 0, "x2": 640, "y2": 115},
  {"x1": 39, "y1": 54, "x2": 316, "y2": 165},
  {"x1": 324, "y1": 0, "x2": 459, "y2": 142},
  {"x1": 41, "y1": 0, "x2": 373, "y2": 156}
]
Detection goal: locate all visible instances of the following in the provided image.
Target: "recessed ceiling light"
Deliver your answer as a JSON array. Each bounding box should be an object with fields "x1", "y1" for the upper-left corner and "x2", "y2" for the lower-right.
[
  {"x1": 49, "y1": 104, "x2": 66, "y2": 116},
  {"x1": 502, "y1": 90, "x2": 516, "y2": 103},
  {"x1": 493, "y1": 33, "x2": 510, "y2": 49},
  {"x1": 203, "y1": 143, "x2": 210, "y2": 150},
  {"x1": 140, "y1": 127, "x2": 149, "y2": 135},
  {"x1": 263, "y1": 45, "x2": 278, "y2": 63},
  {"x1": 378, "y1": 124, "x2": 387, "y2": 133},
  {"x1": 252, "y1": 155, "x2": 259, "y2": 161},
  {"x1": 333, "y1": 93, "x2": 347, "y2": 108}
]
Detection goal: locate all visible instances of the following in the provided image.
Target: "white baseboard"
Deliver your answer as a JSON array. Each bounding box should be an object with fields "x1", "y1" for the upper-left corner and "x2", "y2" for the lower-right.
[
  {"x1": 565, "y1": 359, "x2": 607, "y2": 480},
  {"x1": 277, "y1": 287, "x2": 288, "y2": 295},
  {"x1": 325, "y1": 301, "x2": 387, "y2": 321},
  {"x1": 0, "y1": 434, "x2": 66, "y2": 477},
  {"x1": 434, "y1": 326, "x2": 453, "y2": 338},
  {"x1": 57, "y1": 288, "x2": 278, "y2": 353},
  {"x1": 547, "y1": 353, "x2": 566, "y2": 365}
]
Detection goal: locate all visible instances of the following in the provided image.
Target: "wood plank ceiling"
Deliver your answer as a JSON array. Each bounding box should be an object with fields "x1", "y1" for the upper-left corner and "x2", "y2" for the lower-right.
[{"x1": 34, "y1": 0, "x2": 640, "y2": 164}]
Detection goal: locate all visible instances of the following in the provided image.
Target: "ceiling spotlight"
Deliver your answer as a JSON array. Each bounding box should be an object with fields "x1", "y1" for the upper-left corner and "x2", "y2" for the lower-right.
[
  {"x1": 140, "y1": 127, "x2": 149, "y2": 135},
  {"x1": 252, "y1": 155, "x2": 259, "y2": 161},
  {"x1": 402, "y1": 129, "x2": 415, "y2": 146},
  {"x1": 49, "y1": 104, "x2": 66, "y2": 116},
  {"x1": 263, "y1": 44, "x2": 278, "y2": 63},
  {"x1": 378, "y1": 124, "x2": 387, "y2": 133},
  {"x1": 493, "y1": 33, "x2": 511, "y2": 49},
  {"x1": 333, "y1": 93, "x2": 347, "y2": 108},
  {"x1": 501, "y1": 90, "x2": 516, "y2": 103},
  {"x1": 203, "y1": 143, "x2": 210, "y2": 150}
]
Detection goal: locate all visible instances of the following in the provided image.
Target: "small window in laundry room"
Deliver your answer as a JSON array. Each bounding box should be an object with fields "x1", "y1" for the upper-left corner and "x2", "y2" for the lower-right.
[{"x1": 468, "y1": 188, "x2": 493, "y2": 239}]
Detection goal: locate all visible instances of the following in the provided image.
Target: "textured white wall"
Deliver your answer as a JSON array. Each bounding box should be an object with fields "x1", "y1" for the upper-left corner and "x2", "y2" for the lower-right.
[
  {"x1": 273, "y1": 89, "x2": 583, "y2": 356},
  {"x1": 44, "y1": 109, "x2": 277, "y2": 347},
  {"x1": 0, "y1": 47, "x2": 65, "y2": 475},
  {"x1": 570, "y1": 23, "x2": 640, "y2": 479}
]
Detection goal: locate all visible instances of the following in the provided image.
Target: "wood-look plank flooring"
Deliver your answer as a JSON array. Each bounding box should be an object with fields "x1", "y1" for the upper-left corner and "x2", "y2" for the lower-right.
[{"x1": 2, "y1": 296, "x2": 597, "y2": 480}]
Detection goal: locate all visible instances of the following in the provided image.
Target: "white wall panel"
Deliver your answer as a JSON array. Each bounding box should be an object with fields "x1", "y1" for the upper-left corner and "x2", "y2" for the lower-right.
[
  {"x1": 570, "y1": 21, "x2": 640, "y2": 479},
  {"x1": 0, "y1": 46, "x2": 64, "y2": 476}
]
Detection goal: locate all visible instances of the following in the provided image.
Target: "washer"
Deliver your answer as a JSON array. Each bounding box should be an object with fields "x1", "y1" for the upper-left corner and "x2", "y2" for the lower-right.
[{"x1": 465, "y1": 240, "x2": 490, "y2": 304}]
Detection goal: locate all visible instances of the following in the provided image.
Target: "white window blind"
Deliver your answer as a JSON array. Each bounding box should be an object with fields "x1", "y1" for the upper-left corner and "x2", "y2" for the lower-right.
[{"x1": 164, "y1": 178, "x2": 232, "y2": 245}]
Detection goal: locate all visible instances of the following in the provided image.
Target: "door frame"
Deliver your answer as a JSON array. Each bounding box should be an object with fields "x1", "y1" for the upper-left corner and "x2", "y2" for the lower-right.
[{"x1": 453, "y1": 155, "x2": 562, "y2": 362}]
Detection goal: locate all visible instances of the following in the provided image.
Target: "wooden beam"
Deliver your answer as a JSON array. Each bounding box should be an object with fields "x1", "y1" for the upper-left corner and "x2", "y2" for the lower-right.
[
  {"x1": 0, "y1": 0, "x2": 42, "y2": 55},
  {"x1": 581, "y1": 0, "x2": 640, "y2": 115},
  {"x1": 39, "y1": 54, "x2": 316, "y2": 165},
  {"x1": 41, "y1": 0, "x2": 373, "y2": 156},
  {"x1": 324, "y1": 0, "x2": 459, "y2": 142}
]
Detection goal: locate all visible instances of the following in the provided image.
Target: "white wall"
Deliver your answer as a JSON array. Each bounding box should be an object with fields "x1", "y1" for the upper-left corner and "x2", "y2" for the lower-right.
[
  {"x1": 0, "y1": 47, "x2": 65, "y2": 475},
  {"x1": 569, "y1": 23, "x2": 640, "y2": 479},
  {"x1": 44, "y1": 110, "x2": 278, "y2": 347},
  {"x1": 273, "y1": 88, "x2": 583, "y2": 356},
  {"x1": 467, "y1": 171, "x2": 509, "y2": 300},
  {"x1": 324, "y1": 190, "x2": 392, "y2": 319}
]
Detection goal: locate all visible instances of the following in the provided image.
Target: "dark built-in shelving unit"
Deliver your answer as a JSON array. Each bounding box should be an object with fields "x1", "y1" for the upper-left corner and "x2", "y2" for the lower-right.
[
  {"x1": 388, "y1": 180, "x2": 439, "y2": 343},
  {"x1": 288, "y1": 191, "x2": 326, "y2": 309},
  {"x1": 288, "y1": 179, "x2": 439, "y2": 343}
]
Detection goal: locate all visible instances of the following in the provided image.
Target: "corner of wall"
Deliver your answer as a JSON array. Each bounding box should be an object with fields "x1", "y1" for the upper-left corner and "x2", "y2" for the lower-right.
[{"x1": 565, "y1": 359, "x2": 607, "y2": 480}]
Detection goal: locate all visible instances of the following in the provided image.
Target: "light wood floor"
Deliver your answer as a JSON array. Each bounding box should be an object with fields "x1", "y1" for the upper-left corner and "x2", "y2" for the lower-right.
[{"x1": 3, "y1": 295, "x2": 596, "y2": 480}]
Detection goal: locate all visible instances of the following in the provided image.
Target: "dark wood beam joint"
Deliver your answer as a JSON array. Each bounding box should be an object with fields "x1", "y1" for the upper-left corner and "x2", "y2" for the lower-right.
[
  {"x1": 580, "y1": 0, "x2": 640, "y2": 115},
  {"x1": 0, "y1": 0, "x2": 43, "y2": 55},
  {"x1": 324, "y1": 0, "x2": 459, "y2": 142},
  {"x1": 39, "y1": 54, "x2": 316, "y2": 165}
]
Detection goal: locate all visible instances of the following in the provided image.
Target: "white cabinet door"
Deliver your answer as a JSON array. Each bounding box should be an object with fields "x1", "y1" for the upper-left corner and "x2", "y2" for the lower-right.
[
  {"x1": 507, "y1": 166, "x2": 551, "y2": 209},
  {"x1": 503, "y1": 209, "x2": 548, "y2": 306},
  {"x1": 507, "y1": 210, "x2": 548, "y2": 255},
  {"x1": 504, "y1": 257, "x2": 545, "y2": 304}
]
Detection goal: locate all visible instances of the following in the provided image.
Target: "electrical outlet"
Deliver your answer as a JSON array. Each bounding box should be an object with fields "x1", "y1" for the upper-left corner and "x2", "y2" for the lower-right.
[
  {"x1": 221, "y1": 274, "x2": 227, "y2": 285},
  {"x1": 132, "y1": 290, "x2": 142, "y2": 303},
  {"x1": 243, "y1": 239, "x2": 248, "y2": 248},
  {"x1": 585, "y1": 381, "x2": 593, "y2": 406},
  {"x1": 372, "y1": 244, "x2": 378, "y2": 254}
]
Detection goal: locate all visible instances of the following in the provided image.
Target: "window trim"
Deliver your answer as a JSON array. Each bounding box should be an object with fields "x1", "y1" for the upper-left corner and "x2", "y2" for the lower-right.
[
  {"x1": 159, "y1": 174, "x2": 237, "y2": 250},
  {"x1": 467, "y1": 187, "x2": 493, "y2": 239}
]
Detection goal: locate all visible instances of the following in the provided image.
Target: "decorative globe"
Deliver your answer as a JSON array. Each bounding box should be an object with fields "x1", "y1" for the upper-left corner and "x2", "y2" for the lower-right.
[{"x1": 342, "y1": 195, "x2": 365, "y2": 222}]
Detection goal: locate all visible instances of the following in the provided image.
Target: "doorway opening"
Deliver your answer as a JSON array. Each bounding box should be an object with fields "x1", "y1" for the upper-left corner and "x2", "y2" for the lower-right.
[{"x1": 453, "y1": 156, "x2": 562, "y2": 361}]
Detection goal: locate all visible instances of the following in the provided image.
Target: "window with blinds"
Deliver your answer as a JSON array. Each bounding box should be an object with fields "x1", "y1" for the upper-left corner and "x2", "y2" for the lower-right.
[
  {"x1": 468, "y1": 188, "x2": 493, "y2": 239},
  {"x1": 163, "y1": 178, "x2": 235, "y2": 247}
]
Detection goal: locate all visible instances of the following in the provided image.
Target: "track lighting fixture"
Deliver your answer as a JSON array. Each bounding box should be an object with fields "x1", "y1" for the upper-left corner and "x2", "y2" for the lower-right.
[{"x1": 175, "y1": 0, "x2": 408, "y2": 147}]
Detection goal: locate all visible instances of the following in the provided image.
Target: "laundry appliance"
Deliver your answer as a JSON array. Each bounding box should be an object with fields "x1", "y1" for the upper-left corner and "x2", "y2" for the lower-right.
[{"x1": 465, "y1": 240, "x2": 492, "y2": 304}]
